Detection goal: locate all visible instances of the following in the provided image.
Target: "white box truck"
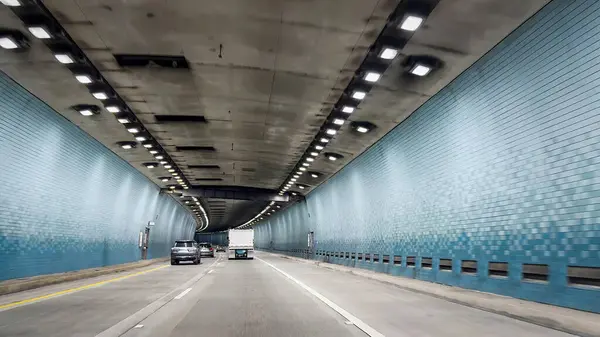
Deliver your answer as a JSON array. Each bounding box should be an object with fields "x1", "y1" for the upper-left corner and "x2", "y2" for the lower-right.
[{"x1": 228, "y1": 228, "x2": 254, "y2": 259}]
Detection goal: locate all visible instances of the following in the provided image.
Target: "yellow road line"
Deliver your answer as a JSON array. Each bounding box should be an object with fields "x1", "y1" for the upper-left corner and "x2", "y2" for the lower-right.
[{"x1": 0, "y1": 265, "x2": 169, "y2": 310}]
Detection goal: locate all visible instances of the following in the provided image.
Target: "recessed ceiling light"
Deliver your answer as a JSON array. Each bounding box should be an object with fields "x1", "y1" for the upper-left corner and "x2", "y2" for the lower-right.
[
  {"x1": 173, "y1": 173, "x2": 179, "y2": 177},
  {"x1": 27, "y1": 26, "x2": 51, "y2": 39},
  {"x1": 79, "y1": 109, "x2": 94, "y2": 116},
  {"x1": 326, "y1": 129, "x2": 337, "y2": 135},
  {"x1": 0, "y1": 0, "x2": 21, "y2": 6},
  {"x1": 143, "y1": 143, "x2": 153, "y2": 148},
  {"x1": 333, "y1": 119, "x2": 344, "y2": 126},
  {"x1": 106, "y1": 105, "x2": 120, "y2": 113},
  {"x1": 117, "y1": 141, "x2": 136, "y2": 150},
  {"x1": 400, "y1": 15, "x2": 424, "y2": 31},
  {"x1": 135, "y1": 136, "x2": 146, "y2": 141},
  {"x1": 149, "y1": 150, "x2": 158, "y2": 154},
  {"x1": 320, "y1": 138, "x2": 329, "y2": 143},
  {"x1": 118, "y1": 118, "x2": 130, "y2": 124},
  {"x1": 410, "y1": 64, "x2": 431, "y2": 76},
  {"x1": 164, "y1": 165, "x2": 172, "y2": 169},
  {"x1": 310, "y1": 152, "x2": 318, "y2": 156},
  {"x1": 169, "y1": 186, "x2": 176, "y2": 190},
  {"x1": 311, "y1": 173, "x2": 319, "y2": 178},
  {"x1": 146, "y1": 164, "x2": 156, "y2": 169},
  {"x1": 155, "y1": 155, "x2": 164, "y2": 160},
  {"x1": 185, "y1": 201, "x2": 189, "y2": 204},
  {"x1": 92, "y1": 92, "x2": 108, "y2": 100},
  {"x1": 352, "y1": 91, "x2": 366, "y2": 100},
  {"x1": 291, "y1": 178, "x2": 297, "y2": 182},
  {"x1": 379, "y1": 47, "x2": 398, "y2": 60},
  {"x1": 75, "y1": 75, "x2": 92, "y2": 84},
  {"x1": 292, "y1": 192, "x2": 297, "y2": 196},
  {"x1": 168, "y1": 169, "x2": 175, "y2": 173},
  {"x1": 159, "y1": 161, "x2": 167, "y2": 164},
  {"x1": 364, "y1": 72, "x2": 381, "y2": 82},
  {"x1": 54, "y1": 53, "x2": 74, "y2": 64},
  {"x1": 306, "y1": 157, "x2": 314, "y2": 162},
  {"x1": 293, "y1": 175, "x2": 299, "y2": 178},
  {"x1": 302, "y1": 163, "x2": 310, "y2": 167},
  {"x1": 183, "y1": 186, "x2": 189, "y2": 190},
  {"x1": 0, "y1": 36, "x2": 19, "y2": 49},
  {"x1": 127, "y1": 127, "x2": 139, "y2": 134},
  {"x1": 277, "y1": 205, "x2": 281, "y2": 208},
  {"x1": 299, "y1": 167, "x2": 307, "y2": 171},
  {"x1": 297, "y1": 171, "x2": 303, "y2": 175},
  {"x1": 299, "y1": 185, "x2": 305, "y2": 189},
  {"x1": 315, "y1": 145, "x2": 324, "y2": 150},
  {"x1": 328, "y1": 155, "x2": 337, "y2": 161},
  {"x1": 122, "y1": 144, "x2": 132, "y2": 149},
  {"x1": 342, "y1": 106, "x2": 354, "y2": 114},
  {"x1": 357, "y1": 126, "x2": 369, "y2": 133},
  {"x1": 161, "y1": 178, "x2": 170, "y2": 182}
]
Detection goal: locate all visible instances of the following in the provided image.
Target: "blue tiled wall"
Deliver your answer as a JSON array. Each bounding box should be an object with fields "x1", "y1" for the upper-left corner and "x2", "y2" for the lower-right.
[
  {"x1": 0, "y1": 72, "x2": 196, "y2": 281},
  {"x1": 255, "y1": 0, "x2": 600, "y2": 313}
]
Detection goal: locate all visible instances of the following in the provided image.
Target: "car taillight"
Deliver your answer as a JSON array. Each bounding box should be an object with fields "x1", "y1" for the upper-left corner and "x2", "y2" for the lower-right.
[{"x1": 209, "y1": 247, "x2": 213, "y2": 251}]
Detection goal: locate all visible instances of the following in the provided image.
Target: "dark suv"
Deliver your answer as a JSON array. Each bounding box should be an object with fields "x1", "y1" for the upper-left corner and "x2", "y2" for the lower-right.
[{"x1": 170, "y1": 240, "x2": 200, "y2": 265}]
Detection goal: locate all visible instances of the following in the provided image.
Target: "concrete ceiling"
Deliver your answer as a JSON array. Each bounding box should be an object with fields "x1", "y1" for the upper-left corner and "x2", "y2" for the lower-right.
[{"x1": 0, "y1": 0, "x2": 549, "y2": 232}]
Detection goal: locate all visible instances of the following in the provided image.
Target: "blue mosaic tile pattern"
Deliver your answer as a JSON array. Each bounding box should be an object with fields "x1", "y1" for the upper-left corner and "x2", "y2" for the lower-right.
[
  {"x1": 255, "y1": 0, "x2": 600, "y2": 313},
  {"x1": 0, "y1": 72, "x2": 195, "y2": 281}
]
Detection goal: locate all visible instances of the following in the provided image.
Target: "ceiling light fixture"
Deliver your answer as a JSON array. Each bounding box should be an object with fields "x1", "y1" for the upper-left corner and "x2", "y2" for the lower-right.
[
  {"x1": 320, "y1": 138, "x2": 329, "y2": 143},
  {"x1": 293, "y1": 175, "x2": 299, "y2": 178},
  {"x1": 105, "y1": 105, "x2": 120, "y2": 113},
  {"x1": 326, "y1": 129, "x2": 337, "y2": 135},
  {"x1": 310, "y1": 152, "x2": 318, "y2": 156},
  {"x1": 410, "y1": 64, "x2": 431, "y2": 76},
  {"x1": 164, "y1": 164, "x2": 172, "y2": 169},
  {"x1": 117, "y1": 141, "x2": 136, "y2": 150},
  {"x1": 127, "y1": 127, "x2": 139, "y2": 134},
  {"x1": 299, "y1": 167, "x2": 307, "y2": 171},
  {"x1": 351, "y1": 91, "x2": 366, "y2": 100},
  {"x1": 333, "y1": 119, "x2": 344, "y2": 126},
  {"x1": 325, "y1": 152, "x2": 344, "y2": 161},
  {"x1": 92, "y1": 92, "x2": 108, "y2": 100},
  {"x1": 143, "y1": 143, "x2": 153, "y2": 148},
  {"x1": 0, "y1": 36, "x2": 19, "y2": 49},
  {"x1": 159, "y1": 161, "x2": 167, "y2": 165},
  {"x1": 160, "y1": 177, "x2": 170, "y2": 182},
  {"x1": 75, "y1": 75, "x2": 92, "y2": 84},
  {"x1": 79, "y1": 109, "x2": 94, "y2": 116},
  {"x1": 54, "y1": 53, "x2": 74, "y2": 64},
  {"x1": 306, "y1": 157, "x2": 314, "y2": 162},
  {"x1": 302, "y1": 163, "x2": 310, "y2": 167},
  {"x1": 342, "y1": 106, "x2": 355, "y2": 113},
  {"x1": 364, "y1": 72, "x2": 381, "y2": 82},
  {"x1": 27, "y1": 26, "x2": 51, "y2": 39},
  {"x1": 357, "y1": 126, "x2": 369, "y2": 133},
  {"x1": 298, "y1": 185, "x2": 305, "y2": 190},
  {"x1": 400, "y1": 15, "x2": 424, "y2": 31},
  {"x1": 0, "y1": 0, "x2": 21, "y2": 6},
  {"x1": 315, "y1": 145, "x2": 324, "y2": 150},
  {"x1": 168, "y1": 169, "x2": 175, "y2": 173},
  {"x1": 311, "y1": 173, "x2": 319, "y2": 178},
  {"x1": 328, "y1": 155, "x2": 337, "y2": 161},
  {"x1": 379, "y1": 47, "x2": 398, "y2": 60},
  {"x1": 118, "y1": 118, "x2": 130, "y2": 124},
  {"x1": 155, "y1": 155, "x2": 164, "y2": 160},
  {"x1": 351, "y1": 121, "x2": 376, "y2": 134},
  {"x1": 135, "y1": 136, "x2": 146, "y2": 142},
  {"x1": 297, "y1": 171, "x2": 303, "y2": 175},
  {"x1": 149, "y1": 150, "x2": 158, "y2": 154},
  {"x1": 144, "y1": 162, "x2": 157, "y2": 169}
]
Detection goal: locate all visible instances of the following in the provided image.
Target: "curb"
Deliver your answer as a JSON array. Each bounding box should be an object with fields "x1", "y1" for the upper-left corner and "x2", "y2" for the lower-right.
[
  {"x1": 0, "y1": 258, "x2": 169, "y2": 296},
  {"x1": 265, "y1": 251, "x2": 600, "y2": 337}
]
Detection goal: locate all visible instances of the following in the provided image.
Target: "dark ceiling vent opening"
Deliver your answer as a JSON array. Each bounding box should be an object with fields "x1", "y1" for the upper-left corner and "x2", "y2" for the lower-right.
[
  {"x1": 176, "y1": 146, "x2": 216, "y2": 152},
  {"x1": 113, "y1": 54, "x2": 190, "y2": 69},
  {"x1": 189, "y1": 165, "x2": 220, "y2": 169},
  {"x1": 155, "y1": 115, "x2": 207, "y2": 123},
  {"x1": 195, "y1": 178, "x2": 223, "y2": 181}
]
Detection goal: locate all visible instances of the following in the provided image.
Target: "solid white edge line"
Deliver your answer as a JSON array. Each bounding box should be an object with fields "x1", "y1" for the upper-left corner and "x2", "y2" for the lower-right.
[
  {"x1": 256, "y1": 257, "x2": 385, "y2": 337},
  {"x1": 174, "y1": 287, "x2": 192, "y2": 300}
]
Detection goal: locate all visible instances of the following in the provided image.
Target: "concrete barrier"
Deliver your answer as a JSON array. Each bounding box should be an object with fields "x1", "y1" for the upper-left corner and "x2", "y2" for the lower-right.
[
  {"x1": 265, "y1": 251, "x2": 600, "y2": 337},
  {"x1": 0, "y1": 258, "x2": 168, "y2": 296}
]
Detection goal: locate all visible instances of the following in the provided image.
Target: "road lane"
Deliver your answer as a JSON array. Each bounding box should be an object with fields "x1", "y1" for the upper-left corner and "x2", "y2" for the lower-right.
[{"x1": 0, "y1": 258, "x2": 217, "y2": 337}]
